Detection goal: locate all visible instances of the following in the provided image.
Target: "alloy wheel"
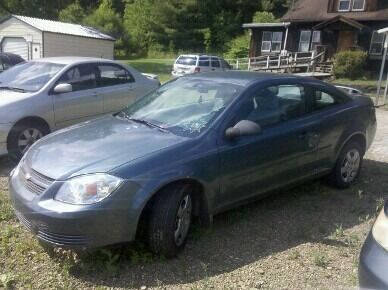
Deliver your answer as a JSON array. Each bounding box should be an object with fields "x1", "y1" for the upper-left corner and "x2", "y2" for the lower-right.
[
  {"x1": 174, "y1": 194, "x2": 192, "y2": 247},
  {"x1": 18, "y1": 128, "x2": 43, "y2": 154},
  {"x1": 340, "y1": 149, "x2": 361, "y2": 183}
]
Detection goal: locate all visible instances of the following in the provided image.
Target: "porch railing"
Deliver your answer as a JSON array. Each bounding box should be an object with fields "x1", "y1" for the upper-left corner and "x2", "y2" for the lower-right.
[{"x1": 226, "y1": 51, "x2": 329, "y2": 73}]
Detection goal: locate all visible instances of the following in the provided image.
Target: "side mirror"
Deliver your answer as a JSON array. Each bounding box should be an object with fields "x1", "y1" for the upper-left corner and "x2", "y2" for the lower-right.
[
  {"x1": 225, "y1": 120, "x2": 261, "y2": 140},
  {"x1": 53, "y1": 83, "x2": 72, "y2": 94}
]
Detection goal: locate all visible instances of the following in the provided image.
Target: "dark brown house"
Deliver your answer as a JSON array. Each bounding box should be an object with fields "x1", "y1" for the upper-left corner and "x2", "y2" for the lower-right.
[{"x1": 244, "y1": 0, "x2": 388, "y2": 69}]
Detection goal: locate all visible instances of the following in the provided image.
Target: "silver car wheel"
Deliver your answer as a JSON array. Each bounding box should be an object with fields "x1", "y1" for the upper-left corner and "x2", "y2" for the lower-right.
[
  {"x1": 340, "y1": 149, "x2": 360, "y2": 183},
  {"x1": 18, "y1": 128, "x2": 43, "y2": 154},
  {"x1": 174, "y1": 194, "x2": 192, "y2": 247}
]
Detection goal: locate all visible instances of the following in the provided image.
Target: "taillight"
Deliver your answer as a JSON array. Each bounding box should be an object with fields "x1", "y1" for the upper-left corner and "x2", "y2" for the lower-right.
[{"x1": 194, "y1": 67, "x2": 200, "y2": 73}]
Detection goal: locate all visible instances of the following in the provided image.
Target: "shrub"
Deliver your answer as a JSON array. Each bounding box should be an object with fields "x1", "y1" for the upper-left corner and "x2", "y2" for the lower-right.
[
  {"x1": 333, "y1": 50, "x2": 368, "y2": 80},
  {"x1": 224, "y1": 33, "x2": 250, "y2": 60}
]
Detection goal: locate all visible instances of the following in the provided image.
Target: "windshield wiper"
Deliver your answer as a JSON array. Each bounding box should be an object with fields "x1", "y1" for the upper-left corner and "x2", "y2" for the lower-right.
[
  {"x1": 118, "y1": 113, "x2": 169, "y2": 133},
  {"x1": 0, "y1": 86, "x2": 27, "y2": 93}
]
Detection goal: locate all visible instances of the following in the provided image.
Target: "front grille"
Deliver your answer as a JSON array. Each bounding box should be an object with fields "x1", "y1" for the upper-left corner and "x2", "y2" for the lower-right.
[
  {"x1": 37, "y1": 230, "x2": 89, "y2": 246},
  {"x1": 18, "y1": 161, "x2": 54, "y2": 195},
  {"x1": 15, "y1": 210, "x2": 33, "y2": 232}
]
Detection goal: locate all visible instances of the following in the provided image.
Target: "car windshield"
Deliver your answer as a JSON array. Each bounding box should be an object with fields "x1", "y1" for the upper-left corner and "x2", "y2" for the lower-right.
[
  {"x1": 176, "y1": 56, "x2": 197, "y2": 66},
  {"x1": 121, "y1": 78, "x2": 243, "y2": 137},
  {"x1": 0, "y1": 61, "x2": 65, "y2": 92}
]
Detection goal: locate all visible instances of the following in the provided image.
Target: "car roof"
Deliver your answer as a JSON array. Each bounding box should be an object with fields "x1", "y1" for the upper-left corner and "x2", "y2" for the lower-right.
[
  {"x1": 183, "y1": 71, "x2": 321, "y2": 87},
  {"x1": 178, "y1": 54, "x2": 222, "y2": 58},
  {"x1": 31, "y1": 56, "x2": 116, "y2": 65}
]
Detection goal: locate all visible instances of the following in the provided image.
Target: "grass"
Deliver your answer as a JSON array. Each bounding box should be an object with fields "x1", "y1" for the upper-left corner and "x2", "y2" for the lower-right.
[{"x1": 125, "y1": 58, "x2": 175, "y2": 83}]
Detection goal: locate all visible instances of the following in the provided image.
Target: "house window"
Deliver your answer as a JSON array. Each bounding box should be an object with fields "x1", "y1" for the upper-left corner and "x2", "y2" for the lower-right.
[
  {"x1": 338, "y1": 0, "x2": 351, "y2": 11},
  {"x1": 338, "y1": 0, "x2": 365, "y2": 12},
  {"x1": 311, "y1": 31, "x2": 321, "y2": 50},
  {"x1": 261, "y1": 32, "x2": 272, "y2": 52},
  {"x1": 352, "y1": 0, "x2": 365, "y2": 11},
  {"x1": 299, "y1": 30, "x2": 311, "y2": 52},
  {"x1": 261, "y1": 31, "x2": 283, "y2": 53},
  {"x1": 370, "y1": 31, "x2": 385, "y2": 55}
]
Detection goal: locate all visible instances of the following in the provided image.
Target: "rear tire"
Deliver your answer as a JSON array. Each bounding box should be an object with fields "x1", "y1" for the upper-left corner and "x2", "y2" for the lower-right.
[
  {"x1": 328, "y1": 141, "x2": 363, "y2": 189},
  {"x1": 7, "y1": 121, "x2": 49, "y2": 162},
  {"x1": 147, "y1": 184, "x2": 193, "y2": 258}
]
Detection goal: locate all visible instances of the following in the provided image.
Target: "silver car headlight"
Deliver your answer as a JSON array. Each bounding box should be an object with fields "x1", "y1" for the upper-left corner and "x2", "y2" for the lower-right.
[
  {"x1": 55, "y1": 174, "x2": 123, "y2": 205},
  {"x1": 372, "y1": 208, "x2": 388, "y2": 251}
]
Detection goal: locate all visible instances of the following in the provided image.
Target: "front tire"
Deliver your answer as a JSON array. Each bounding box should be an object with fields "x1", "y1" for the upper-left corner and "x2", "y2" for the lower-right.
[
  {"x1": 147, "y1": 184, "x2": 193, "y2": 258},
  {"x1": 7, "y1": 122, "x2": 49, "y2": 161},
  {"x1": 328, "y1": 141, "x2": 364, "y2": 189}
]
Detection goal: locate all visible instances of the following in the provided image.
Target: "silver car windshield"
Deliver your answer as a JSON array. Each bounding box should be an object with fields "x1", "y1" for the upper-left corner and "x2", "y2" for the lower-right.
[
  {"x1": 0, "y1": 62, "x2": 65, "y2": 92},
  {"x1": 122, "y1": 78, "x2": 243, "y2": 137}
]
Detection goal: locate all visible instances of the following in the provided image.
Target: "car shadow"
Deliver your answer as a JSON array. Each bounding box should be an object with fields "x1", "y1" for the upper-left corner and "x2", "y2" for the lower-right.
[
  {"x1": 65, "y1": 158, "x2": 387, "y2": 288},
  {"x1": 0, "y1": 156, "x2": 14, "y2": 177}
]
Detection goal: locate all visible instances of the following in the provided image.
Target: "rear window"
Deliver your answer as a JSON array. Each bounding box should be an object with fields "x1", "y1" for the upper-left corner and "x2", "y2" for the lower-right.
[{"x1": 176, "y1": 56, "x2": 197, "y2": 66}]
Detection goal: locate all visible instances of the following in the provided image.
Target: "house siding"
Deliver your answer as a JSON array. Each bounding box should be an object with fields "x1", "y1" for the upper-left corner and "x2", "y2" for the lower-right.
[
  {"x1": 43, "y1": 32, "x2": 114, "y2": 59},
  {"x1": 0, "y1": 17, "x2": 43, "y2": 59}
]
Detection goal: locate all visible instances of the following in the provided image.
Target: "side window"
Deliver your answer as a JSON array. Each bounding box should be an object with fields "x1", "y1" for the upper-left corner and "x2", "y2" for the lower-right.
[
  {"x1": 312, "y1": 89, "x2": 339, "y2": 111},
  {"x1": 97, "y1": 64, "x2": 134, "y2": 87},
  {"x1": 211, "y1": 57, "x2": 220, "y2": 68},
  {"x1": 238, "y1": 84, "x2": 306, "y2": 128},
  {"x1": 198, "y1": 57, "x2": 210, "y2": 67},
  {"x1": 220, "y1": 59, "x2": 231, "y2": 69},
  {"x1": 58, "y1": 64, "x2": 96, "y2": 92}
]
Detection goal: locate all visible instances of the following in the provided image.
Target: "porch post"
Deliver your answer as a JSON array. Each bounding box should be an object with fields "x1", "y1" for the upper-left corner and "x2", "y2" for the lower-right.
[
  {"x1": 283, "y1": 25, "x2": 289, "y2": 52},
  {"x1": 376, "y1": 36, "x2": 388, "y2": 106}
]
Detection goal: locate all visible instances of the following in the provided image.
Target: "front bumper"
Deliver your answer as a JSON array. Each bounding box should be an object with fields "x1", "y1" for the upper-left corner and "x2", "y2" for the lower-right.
[
  {"x1": 9, "y1": 169, "x2": 143, "y2": 249},
  {"x1": 359, "y1": 232, "x2": 388, "y2": 289},
  {"x1": 0, "y1": 123, "x2": 12, "y2": 156}
]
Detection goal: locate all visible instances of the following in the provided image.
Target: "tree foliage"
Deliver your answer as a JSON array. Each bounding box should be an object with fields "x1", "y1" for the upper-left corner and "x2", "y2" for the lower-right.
[{"x1": 0, "y1": 0, "x2": 291, "y2": 57}]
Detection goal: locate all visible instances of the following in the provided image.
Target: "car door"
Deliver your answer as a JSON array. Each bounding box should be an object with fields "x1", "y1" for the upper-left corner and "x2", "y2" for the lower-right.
[
  {"x1": 211, "y1": 57, "x2": 222, "y2": 72},
  {"x1": 95, "y1": 63, "x2": 137, "y2": 113},
  {"x1": 53, "y1": 63, "x2": 103, "y2": 129},
  {"x1": 216, "y1": 81, "x2": 321, "y2": 209},
  {"x1": 198, "y1": 57, "x2": 212, "y2": 73},
  {"x1": 305, "y1": 84, "x2": 352, "y2": 172}
]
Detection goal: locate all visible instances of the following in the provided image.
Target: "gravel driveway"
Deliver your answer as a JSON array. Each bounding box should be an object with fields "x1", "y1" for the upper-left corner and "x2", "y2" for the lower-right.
[{"x1": 0, "y1": 109, "x2": 387, "y2": 289}]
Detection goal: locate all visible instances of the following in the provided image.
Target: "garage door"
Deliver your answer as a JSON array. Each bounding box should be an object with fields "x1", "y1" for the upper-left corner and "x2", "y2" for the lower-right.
[{"x1": 1, "y1": 37, "x2": 28, "y2": 60}]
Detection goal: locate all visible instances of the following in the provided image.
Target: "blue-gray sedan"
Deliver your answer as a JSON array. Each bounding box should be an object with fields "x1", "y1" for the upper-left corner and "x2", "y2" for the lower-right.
[
  {"x1": 359, "y1": 200, "x2": 388, "y2": 289},
  {"x1": 9, "y1": 72, "x2": 377, "y2": 257}
]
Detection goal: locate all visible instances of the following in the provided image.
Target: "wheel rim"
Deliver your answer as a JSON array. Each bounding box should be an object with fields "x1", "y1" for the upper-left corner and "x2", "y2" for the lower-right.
[
  {"x1": 174, "y1": 194, "x2": 192, "y2": 247},
  {"x1": 18, "y1": 128, "x2": 43, "y2": 154},
  {"x1": 340, "y1": 149, "x2": 361, "y2": 183}
]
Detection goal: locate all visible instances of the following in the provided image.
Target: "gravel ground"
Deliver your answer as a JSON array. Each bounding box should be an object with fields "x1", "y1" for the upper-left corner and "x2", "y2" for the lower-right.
[{"x1": 0, "y1": 109, "x2": 387, "y2": 289}]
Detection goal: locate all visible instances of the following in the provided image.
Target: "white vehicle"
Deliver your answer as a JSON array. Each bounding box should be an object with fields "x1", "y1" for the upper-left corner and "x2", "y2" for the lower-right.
[
  {"x1": 0, "y1": 57, "x2": 160, "y2": 160},
  {"x1": 335, "y1": 85, "x2": 364, "y2": 96},
  {"x1": 172, "y1": 54, "x2": 231, "y2": 77}
]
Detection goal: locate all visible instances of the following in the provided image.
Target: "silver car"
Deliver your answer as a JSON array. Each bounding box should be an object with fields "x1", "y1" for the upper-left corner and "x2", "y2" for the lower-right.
[{"x1": 0, "y1": 57, "x2": 159, "y2": 160}]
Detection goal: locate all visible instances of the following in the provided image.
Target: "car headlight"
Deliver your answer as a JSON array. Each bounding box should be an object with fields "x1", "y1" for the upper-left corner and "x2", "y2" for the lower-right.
[
  {"x1": 372, "y1": 208, "x2": 388, "y2": 251},
  {"x1": 55, "y1": 174, "x2": 123, "y2": 205}
]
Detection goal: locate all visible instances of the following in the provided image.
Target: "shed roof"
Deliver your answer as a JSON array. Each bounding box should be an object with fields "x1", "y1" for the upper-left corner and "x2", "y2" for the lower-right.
[
  {"x1": 2, "y1": 15, "x2": 115, "y2": 41},
  {"x1": 282, "y1": 0, "x2": 388, "y2": 22},
  {"x1": 242, "y1": 22, "x2": 291, "y2": 29}
]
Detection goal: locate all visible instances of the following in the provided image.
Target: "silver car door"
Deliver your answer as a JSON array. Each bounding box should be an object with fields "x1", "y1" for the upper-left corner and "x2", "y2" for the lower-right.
[
  {"x1": 211, "y1": 57, "x2": 222, "y2": 72},
  {"x1": 198, "y1": 57, "x2": 211, "y2": 73},
  {"x1": 96, "y1": 63, "x2": 137, "y2": 114},
  {"x1": 53, "y1": 64, "x2": 103, "y2": 129}
]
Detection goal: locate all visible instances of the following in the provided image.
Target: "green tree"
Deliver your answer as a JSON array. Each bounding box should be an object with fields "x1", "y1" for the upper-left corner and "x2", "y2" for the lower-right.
[
  {"x1": 252, "y1": 11, "x2": 278, "y2": 23},
  {"x1": 58, "y1": 0, "x2": 85, "y2": 24}
]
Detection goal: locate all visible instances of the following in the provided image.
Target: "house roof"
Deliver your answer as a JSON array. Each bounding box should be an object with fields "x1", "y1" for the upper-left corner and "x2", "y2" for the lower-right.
[
  {"x1": 313, "y1": 15, "x2": 366, "y2": 30},
  {"x1": 242, "y1": 22, "x2": 291, "y2": 28},
  {"x1": 3, "y1": 15, "x2": 115, "y2": 41},
  {"x1": 282, "y1": 0, "x2": 388, "y2": 22}
]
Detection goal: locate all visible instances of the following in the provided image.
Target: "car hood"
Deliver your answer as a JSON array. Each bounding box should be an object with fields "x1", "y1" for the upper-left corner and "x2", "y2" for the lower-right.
[{"x1": 26, "y1": 115, "x2": 189, "y2": 180}]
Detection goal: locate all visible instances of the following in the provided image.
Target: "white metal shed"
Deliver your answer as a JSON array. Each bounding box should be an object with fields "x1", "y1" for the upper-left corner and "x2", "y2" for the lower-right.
[{"x1": 0, "y1": 15, "x2": 115, "y2": 61}]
